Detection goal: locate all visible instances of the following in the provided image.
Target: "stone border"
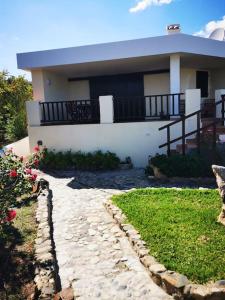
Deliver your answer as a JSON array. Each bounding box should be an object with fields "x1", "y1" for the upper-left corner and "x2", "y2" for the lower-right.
[
  {"x1": 104, "y1": 199, "x2": 225, "y2": 300},
  {"x1": 34, "y1": 180, "x2": 58, "y2": 299}
]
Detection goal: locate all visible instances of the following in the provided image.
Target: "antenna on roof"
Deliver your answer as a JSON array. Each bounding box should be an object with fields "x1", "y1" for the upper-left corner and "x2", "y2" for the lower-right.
[
  {"x1": 209, "y1": 28, "x2": 225, "y2": 41},
  {"x1": 167, "y1": 24, "x2": 181, "y2": 35}
]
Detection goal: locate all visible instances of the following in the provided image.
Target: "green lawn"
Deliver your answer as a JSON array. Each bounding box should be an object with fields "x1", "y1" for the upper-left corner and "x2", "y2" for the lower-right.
[{"x1": 112, "y1": 188, "x2": 225, "y2": 284}]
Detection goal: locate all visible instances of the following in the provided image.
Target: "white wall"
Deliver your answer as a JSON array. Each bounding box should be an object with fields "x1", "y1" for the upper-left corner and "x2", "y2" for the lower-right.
[
  {"x1": 43, "y1": 71, "x2": 69, "y2": 101},
  {"x1": 68, "y1": 80, "x2": 90, "y2": 100},
  {"x1": 180, "y1": 68, "x2": 196, "y2": 92},
  {"x1": 31, "y1": 70, "x2": 45, "y2": 101},
  {"x1": 144, "y1": 73, "x2": 170, "y2": 95},
  {"x1": 211, "y1": 69, "x2": 225, "y2": 95},
  {"x1": 28, "y1": 121, "x2": 182, "y2": 167}
]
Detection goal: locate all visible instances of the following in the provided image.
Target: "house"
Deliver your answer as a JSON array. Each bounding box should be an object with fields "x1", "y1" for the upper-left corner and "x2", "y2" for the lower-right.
[{"x1": 17, "y1": 25, "x2": 225, "y2": 167}]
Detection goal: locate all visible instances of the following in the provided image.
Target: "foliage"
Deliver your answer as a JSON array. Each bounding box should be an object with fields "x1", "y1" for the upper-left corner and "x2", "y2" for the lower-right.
[
  {"x1": 150, "y1": 153, "x2": 215, "y2": 177},
  {"x1": 0, "y1": 146, "x2": 42, "y2": 226},
  {"x1": 113, "y1": 188, "x2": 225, "y2": 283},
  {"x1": 40, "y1": 149, "x2": 120, "y2": 171},
  {"x1": 0, "y1": 199, "x2": 37, "y2": 299},
  {"x1": 0, "y1": 71, "x2": 32, "y2": 145}
]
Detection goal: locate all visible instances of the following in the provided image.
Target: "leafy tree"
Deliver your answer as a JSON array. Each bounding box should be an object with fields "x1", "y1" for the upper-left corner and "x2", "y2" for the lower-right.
[{"x1": 0, "y1": 71, "x2": 33, "y2": 146}]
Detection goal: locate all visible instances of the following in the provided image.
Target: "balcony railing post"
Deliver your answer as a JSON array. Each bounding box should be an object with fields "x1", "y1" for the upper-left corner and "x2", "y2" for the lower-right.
[
  {"x1": 99, "y1": 95, "x2": 114, "y2": 124},
  {"x1": 167, "y1": 126, "x2": 171, "y2": 156},
  {"x1": 182, "y1": 116, "x2": 186, "y2": 155}
]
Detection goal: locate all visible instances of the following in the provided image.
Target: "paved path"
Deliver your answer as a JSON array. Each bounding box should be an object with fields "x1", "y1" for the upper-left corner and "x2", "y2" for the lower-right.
[{"x1": 42, "y1": 169, "x2": 172, "y2": 300}]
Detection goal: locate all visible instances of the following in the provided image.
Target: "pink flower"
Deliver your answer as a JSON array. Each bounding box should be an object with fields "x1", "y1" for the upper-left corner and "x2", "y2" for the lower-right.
[
  {"x1": 34, "y1": 159, "x2": 39, "y2": 167},
  {"x1": 34, "y1": 146, "x2": 40, "y2": 152},
  {"x1": 25, "y1": 168, "x2": 32, "y2": 175},
  {"x1": 5, "y1": 210, "x2": 17, "y2": 222},
  {"x1": 30, "y1": 174, "x2": 37, "y2": 181},
  {"x1": 9, "y1": 169, "x2": 17, "y2": 177}
]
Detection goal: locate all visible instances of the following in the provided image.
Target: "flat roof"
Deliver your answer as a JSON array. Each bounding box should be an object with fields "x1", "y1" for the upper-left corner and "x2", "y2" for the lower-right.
[{"x1": 17, "y1": 33, "x2": 225, "y2": 71}]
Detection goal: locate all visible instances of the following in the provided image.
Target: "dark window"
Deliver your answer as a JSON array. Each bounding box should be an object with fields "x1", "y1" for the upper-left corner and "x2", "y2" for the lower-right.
[
  {"x1": 89, "y1": 73, "x2": 144, "y2": 99},
  {"x1": 196, "y1": 71, "x2": 208, "y2": 98}
]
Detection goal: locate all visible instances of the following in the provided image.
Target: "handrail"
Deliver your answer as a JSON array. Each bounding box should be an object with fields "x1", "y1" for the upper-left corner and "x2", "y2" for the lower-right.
[
  {"x1": 159, "y1": 97, "x2": 225, "y2": 131},
  {"x1": 159, "y1": 118, "x2": 225, "y2": 148},
  {"x1": 158, "y1": 95, "x2": 225, "y2": 155}
]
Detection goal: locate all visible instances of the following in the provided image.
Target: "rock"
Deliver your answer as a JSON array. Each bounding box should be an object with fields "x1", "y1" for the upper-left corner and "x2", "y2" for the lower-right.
[
  {"x1": 161, "y1": 271, "x2": 189, "y2": 295},
  {"x1": 150, "y1": 164, "x2": 167, "y2": 179},
  {"x1": 60, "y1": 287, "x2": 74, "y2": 300},
  {"x1": 140, "y1": 255, "x2": 157, "y2": 268},
  {"x1": 149, "y1": 263, "x2": 166, "y2": 274},
  {"x1": 212, "y1": 165, "x2": 225, "y2": 225},
  {"x1": 185, "y1": 284, "x2": 225, "y2": 300},
  {"x1": 149, "y1": 264, "x2": 167, "y2": 286}
]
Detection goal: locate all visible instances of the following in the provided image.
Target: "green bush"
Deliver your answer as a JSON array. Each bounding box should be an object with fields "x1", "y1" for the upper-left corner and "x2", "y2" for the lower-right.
[
  {"x1": 150, "y1": 153, "x2": 214, "y2": 177},
  {"x1": 40, "y1": 149, "x2": 120, "y2": 171}
]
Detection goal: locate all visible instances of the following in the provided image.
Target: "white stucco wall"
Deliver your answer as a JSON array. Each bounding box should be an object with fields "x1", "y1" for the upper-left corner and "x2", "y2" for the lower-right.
[
  {"x1": 68, "y1": 80, "x2": 90, "y2": 100},
  {"x1": 31, "y1": 70, "x2": 45, "y2": 101},
  {"x1": 180, "y1": 68, "x2": 196, "y2": 92},
  {"x1": 28, "y1": 121, "x2": 182, "y2": 167},
  {"x1": 211, "y1": 69, "x2": 225, "y2": 95},
  {"x1": 42, "y1": 71, "x2": 69, "y2": 101},
  {"x1": 144, "y1": 73, "x2": 170, "y2": 95}
]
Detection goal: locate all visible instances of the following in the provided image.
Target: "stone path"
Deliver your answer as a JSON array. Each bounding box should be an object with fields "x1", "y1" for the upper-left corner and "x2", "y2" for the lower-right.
[{"x1": 42, "y1": 169, "x2": 172, "y2": 300}]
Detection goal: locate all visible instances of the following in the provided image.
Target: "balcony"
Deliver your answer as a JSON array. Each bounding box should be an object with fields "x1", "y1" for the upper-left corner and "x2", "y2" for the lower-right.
[{"x1": 38, "y1": 93, "x2": 185, "y2": 126}]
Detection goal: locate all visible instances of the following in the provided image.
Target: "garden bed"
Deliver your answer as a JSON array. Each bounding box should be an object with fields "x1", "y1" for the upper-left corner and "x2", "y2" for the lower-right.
[
  {"x1": 112, "y1": 188, "x2": 225, "y2": 284},
  {"x1": 0, "y1": 198, "x2": 37, "y2": 299}
]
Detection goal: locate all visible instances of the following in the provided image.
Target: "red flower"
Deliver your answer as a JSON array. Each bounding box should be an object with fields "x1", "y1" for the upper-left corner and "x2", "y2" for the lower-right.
[
  {"x1": 30, "y1": 174, "x2": 37, "y2": 181},
  {"x1": 9, "y1": 169, "x2": 17, "y2": 177},
  {"x1": 6, "y1": 210, "x2": 17, "y2": 222},
  {"x1": 34, "y1": 146, "x2": 40, "y2": 152},
  {"x1": 26, "y1": 168, "x2": 32, "y2": 175},
  {"x1": 20, "y1": 156, "x2": 24, "y2": 162}
]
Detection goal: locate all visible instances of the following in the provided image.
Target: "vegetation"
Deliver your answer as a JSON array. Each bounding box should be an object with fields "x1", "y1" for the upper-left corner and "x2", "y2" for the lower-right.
[
  {"x1": 150, "y1": 153, "x2": 215, "y2": 177},
  {"x1": 0, "y1": 199, "x2": 37, "y2": 299},
  {"x1": 40, "y1": 149, "x2": 120, "y2": 171},
  {"x1": 113, "y1": 188, "x2": 225, "y2": 283},
  {"x1": 0, "y1": 146, "x2": 43, "y2": 298},
  {"x1": 0, "y1": 146, "x2": 42, "y2": 225},
  {"x1": 0, "y1": 71, "x2": 32, "y2": 146}
]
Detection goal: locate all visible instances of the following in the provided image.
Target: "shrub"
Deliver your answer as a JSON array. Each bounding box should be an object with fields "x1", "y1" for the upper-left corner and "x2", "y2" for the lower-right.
[
  {"x1": 40, "y1": 149, "x2": 120, "y2": 171},
  {"x1": 0, "y1": 146, "x2": 42, "y2": 226},
  {"x1": 150, "y1": 153, "x2": 214, "y2": 177}
]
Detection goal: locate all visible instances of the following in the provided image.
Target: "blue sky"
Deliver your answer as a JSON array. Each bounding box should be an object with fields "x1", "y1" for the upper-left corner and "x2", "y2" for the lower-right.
[{"x1": 0, "y1": 0, "x2": 225, "y2": 79}]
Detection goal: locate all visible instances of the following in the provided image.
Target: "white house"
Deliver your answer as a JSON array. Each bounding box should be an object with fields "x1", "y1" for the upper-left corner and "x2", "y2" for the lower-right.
[{"x1": 17, "y1": 26, "x2": 225, "y2": 167}]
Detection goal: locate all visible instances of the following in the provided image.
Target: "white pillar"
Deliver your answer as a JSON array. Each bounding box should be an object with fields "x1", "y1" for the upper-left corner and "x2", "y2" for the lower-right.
[
  {"x1": 170, "y1": 54, "x2": 180, "y2": 115},
  {"x1": 26, "y1": 101, "x2": 41, "y2": 126},
  {"x1": 215, "y1": 89, "x2": 225, "y2": 119},
  {"x1": 31, "y1": 70, "x2": 45, "y2": 101},
  {"x1": 185, "y1": 89, "x2": 201, "y2": 133},
  {"x1": 99, "y1": 95, "x2": 114, "y2": 124}
]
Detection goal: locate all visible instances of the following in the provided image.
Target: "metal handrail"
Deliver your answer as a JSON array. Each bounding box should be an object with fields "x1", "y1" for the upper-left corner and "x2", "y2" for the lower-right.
[{"x1": 158, "y1": 95, "x2": 225, "y2": 155}]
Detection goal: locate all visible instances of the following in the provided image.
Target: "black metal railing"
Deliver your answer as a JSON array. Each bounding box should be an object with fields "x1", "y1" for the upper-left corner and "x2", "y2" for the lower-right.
[
  {"x1": 40, "y1": 99, "x2": 100, "y2": 125},
  {"x1": 159, "y1": 95, "x2": 225, "y2": 156},
  {"x1": 113, "y1": 93, "x2": 184, "y2": 123},
  {"x1": 201, "y1": 98, "x2": 216, "y2": 118}
]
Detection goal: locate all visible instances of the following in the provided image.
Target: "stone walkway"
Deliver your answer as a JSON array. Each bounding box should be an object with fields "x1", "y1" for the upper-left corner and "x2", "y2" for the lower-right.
[{"x1": 42, "y1": 169, "x2": 172, "y2": 300}]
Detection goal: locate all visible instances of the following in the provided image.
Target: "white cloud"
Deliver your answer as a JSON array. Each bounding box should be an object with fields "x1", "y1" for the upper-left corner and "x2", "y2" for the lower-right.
[
  {"x1": 129, "y1": 0, "x2": 173, "y2": 13},
  {"x1": 194, "y1": 16, "x2": 225, "y2": 37}
]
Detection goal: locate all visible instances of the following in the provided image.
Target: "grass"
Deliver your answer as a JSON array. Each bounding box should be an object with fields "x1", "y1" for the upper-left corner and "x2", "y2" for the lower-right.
[
  {"x1": 0, "y1": 199, "x2": 37, "y2": 299},
  {"x1": 112, "y1": 188, "x2": 225, "y2": 284}
]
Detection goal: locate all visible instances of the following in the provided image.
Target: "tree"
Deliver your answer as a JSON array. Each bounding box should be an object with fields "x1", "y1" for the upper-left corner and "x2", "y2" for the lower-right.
[{"x1": 0, "y1": 71, "x2": 33, "y2": 146}]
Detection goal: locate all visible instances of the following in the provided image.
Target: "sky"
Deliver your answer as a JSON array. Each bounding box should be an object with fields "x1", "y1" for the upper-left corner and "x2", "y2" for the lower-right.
[{"x1": 0, "y1": 0, "x2": 225, "y2": 79}]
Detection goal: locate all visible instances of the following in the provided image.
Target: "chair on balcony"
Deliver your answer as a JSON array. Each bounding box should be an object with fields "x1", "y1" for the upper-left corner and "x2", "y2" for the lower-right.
[{"x1": 66, "y1": 101, "x2": 92, "y2": 123}]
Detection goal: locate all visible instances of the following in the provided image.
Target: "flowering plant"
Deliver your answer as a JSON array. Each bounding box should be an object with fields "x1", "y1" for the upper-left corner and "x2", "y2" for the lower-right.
[{"x1": 0, "y1": 146, "x2": 44, "y2": 225}]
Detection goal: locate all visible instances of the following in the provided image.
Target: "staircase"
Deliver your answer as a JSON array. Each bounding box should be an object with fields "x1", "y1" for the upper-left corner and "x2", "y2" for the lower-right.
[{"x1": 159, "y1": 96, "x2": 225, "y2": 156}]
